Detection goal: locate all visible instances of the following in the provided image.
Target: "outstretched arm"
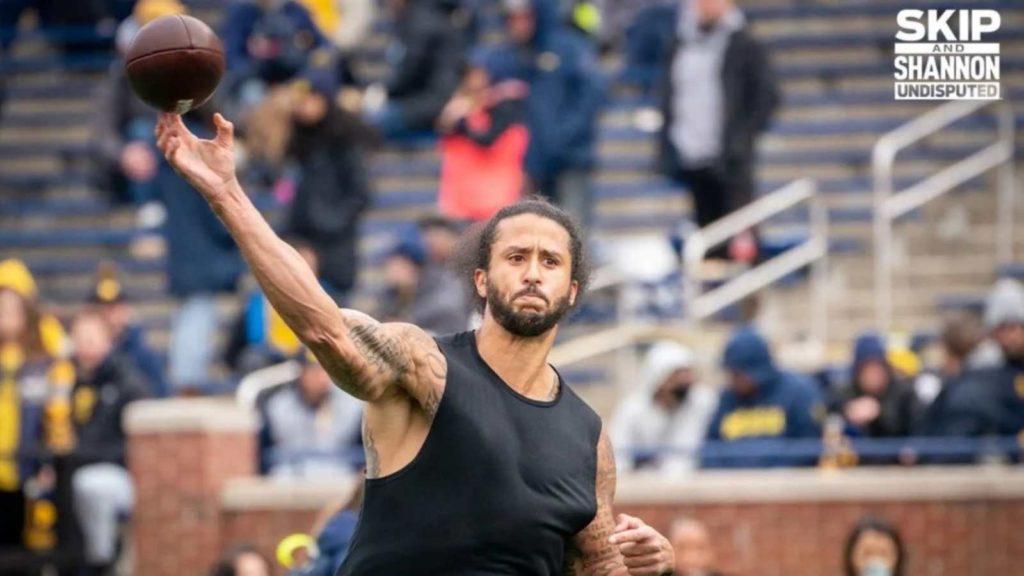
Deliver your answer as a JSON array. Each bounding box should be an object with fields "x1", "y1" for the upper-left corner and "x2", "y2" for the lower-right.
[
  {"x1": 154, "y1": 113, "x2": 444, "y2": 410},
  {"x1": 567, "y1": 429, "x2": 674, "y2": 576}
]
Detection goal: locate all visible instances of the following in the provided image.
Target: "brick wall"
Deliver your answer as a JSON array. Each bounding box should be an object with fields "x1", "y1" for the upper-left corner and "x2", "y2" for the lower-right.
[
  {"x1": 127, "y1": 401, "x2": 1024, "y2": 576},
  {"x1": 125, "y1": 399, "x2": 257, "y2": 576},
  {"x1": 621, "y1": 500, "x2": 1024, "y2": 576}
]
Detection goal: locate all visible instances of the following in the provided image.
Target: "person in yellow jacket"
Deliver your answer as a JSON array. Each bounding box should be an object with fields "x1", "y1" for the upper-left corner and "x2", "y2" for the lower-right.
[{"x1": 0, "y1": 259, "x2": 75, "y2": 550}]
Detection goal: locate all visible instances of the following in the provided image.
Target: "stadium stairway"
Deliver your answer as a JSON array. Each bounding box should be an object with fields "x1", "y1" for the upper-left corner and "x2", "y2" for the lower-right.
[{"x1": 1, "y1": 0, "x2": 1023, "y2": 400}]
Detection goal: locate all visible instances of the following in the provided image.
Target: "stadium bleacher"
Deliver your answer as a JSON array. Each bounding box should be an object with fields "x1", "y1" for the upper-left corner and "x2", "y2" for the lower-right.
[{"x1": 0, "y1": 0, "x2": 1022, "y2": 394}]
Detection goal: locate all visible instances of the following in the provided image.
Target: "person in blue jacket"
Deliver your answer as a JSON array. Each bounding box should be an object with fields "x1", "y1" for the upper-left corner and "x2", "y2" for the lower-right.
[
  {"x1": 938, "y1": 279, "x2": 1024, "y2": 439},
  {"x1": 220, "y1": 0, "x2": 325, "y2": 101},
  {"x1": 486, "y1": 0, "x2": 606, "y2": 229},
  {"x1": 159, "y1": 108, "x2": 245, "y2": 394},
  {"x1": 703, "y1": 327, "x2": 825, "y2": 468}
]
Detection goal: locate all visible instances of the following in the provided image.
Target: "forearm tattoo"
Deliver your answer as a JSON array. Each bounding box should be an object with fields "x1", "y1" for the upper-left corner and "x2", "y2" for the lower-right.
[{"x1": 575, "y1": 432, "x2": 627, "y2": 575}]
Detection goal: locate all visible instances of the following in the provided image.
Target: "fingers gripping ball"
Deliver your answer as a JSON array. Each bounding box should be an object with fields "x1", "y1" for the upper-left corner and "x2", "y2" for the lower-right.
[{"x1": 125, "y1": 14, "x2": 225, "y2": 114}]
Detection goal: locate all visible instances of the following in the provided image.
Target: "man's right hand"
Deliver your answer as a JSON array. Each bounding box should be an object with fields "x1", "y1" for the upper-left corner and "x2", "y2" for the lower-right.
[
  {"x1": 120, "y1": 141, "x2": 157, "y2": 182},
  {"x1": 155, "y1": 112, "x2": 238, "y2": 200}
]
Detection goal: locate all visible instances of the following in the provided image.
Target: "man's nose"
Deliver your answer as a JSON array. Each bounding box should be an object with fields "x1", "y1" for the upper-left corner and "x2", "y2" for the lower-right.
[{"x1": 523, "y1": 256, "x2": 542, "y2": 284}]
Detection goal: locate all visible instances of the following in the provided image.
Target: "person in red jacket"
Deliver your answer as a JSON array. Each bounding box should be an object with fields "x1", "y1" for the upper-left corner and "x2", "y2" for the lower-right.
[{"x1": 437, "y1": 49, "x2": 529, "y2": 222}]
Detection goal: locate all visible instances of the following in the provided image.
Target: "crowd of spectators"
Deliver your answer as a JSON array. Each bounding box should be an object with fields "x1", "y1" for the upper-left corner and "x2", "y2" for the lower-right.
[
  {"x1": 0, "y1": 0, "x2": 1022, "y2": 573},
  {"x1": 612, "y1": 278, "x2": 1024, "y2": 471}
]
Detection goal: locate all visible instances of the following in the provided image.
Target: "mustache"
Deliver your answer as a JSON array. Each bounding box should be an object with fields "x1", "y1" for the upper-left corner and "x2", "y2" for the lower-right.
[{"x1": 512, "y1": 286, "x2": 548, "y2": 304}]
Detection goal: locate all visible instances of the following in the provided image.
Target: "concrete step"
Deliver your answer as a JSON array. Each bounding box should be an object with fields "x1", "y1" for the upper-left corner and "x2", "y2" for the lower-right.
[{"x1": 751, "y1": 11, "x2": 1024, "y2": 38}]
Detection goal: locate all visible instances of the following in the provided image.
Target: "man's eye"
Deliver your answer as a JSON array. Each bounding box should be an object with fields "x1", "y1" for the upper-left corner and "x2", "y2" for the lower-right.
[{"x1": 510, "y1": 254, "x2": 525, "y2": 263}]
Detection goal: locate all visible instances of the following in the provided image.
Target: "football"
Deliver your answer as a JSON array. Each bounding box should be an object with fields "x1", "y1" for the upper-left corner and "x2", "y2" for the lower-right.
[{"x1": 124, "y1": 14, "x2": 225, "y2": 114}]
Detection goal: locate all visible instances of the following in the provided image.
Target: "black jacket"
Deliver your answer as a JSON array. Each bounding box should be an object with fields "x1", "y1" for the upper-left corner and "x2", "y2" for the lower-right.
[
  {"x1": 657, "y1": 17, "x2": 779, "y2": 186},
  {"x1": 386, "y1": 2, "x2": 463, "y2": 131},
  {"x1": 937, "y1": 361, "x2": 1024, "y2": 437},
  {"x1": 286, "y1": 110, "x2": 372, "y2": 294},
  {"x1": 72, "y1": 355, "x2": 148, "y2": 467},
  {"x1": 832, "y1": 377, "x2": 920, "y2": 438}
]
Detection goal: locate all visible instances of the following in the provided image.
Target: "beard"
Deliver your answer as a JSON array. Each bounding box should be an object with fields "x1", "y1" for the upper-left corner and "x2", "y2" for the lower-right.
[{"x1": 486, "y1": 282, "x2": 572, "y2": 338}]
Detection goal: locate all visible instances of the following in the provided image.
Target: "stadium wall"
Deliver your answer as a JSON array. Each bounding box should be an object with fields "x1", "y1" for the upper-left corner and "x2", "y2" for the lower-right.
[{"x1": 125, "y1": 400, "x2": 1024, "y2": 576}]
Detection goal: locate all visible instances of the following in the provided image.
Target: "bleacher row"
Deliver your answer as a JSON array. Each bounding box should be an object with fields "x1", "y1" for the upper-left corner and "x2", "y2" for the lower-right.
[{"x1": 1, "y1": 0, "x2": 1023, "y2": 390}]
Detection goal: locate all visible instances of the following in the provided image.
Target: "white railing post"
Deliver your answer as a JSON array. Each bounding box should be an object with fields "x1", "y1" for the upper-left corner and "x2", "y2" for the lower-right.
[
  {"x1": 872, "y1": 100, "x2": 1014, "y2": 334},
  {"x1": 810, "y1": 185, "x2": 829, "y2": 345},
  {"x1": 682, "y1": 179, "x2": 827, "y2": 341},
  {"x1": 997, "y1": 101, "x2": 1016, "y2": 266}
]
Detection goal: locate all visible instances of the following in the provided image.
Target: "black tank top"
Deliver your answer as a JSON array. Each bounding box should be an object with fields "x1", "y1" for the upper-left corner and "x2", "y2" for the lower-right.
[{"x1": 336, "y1": 331, "x2": 602, "y2": 575}]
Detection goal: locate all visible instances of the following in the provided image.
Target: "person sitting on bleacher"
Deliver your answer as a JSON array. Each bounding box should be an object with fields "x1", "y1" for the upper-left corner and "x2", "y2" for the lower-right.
[
  {"x1": 361, "y1": 0, "x2": 464, "y2": 139},
  {"x1": 831, "y1": 334, "x2": 919, "y2": 439},
  {"x1": 221, "y1": 0, "x2": 325, "y2": 107},
  {"x1": 67, "y1": 310, "x2": 147, "y2": 576},
  {"x1": 376, "y1": 218, "x2": 470, "y2": 336},
  {"x1": 610, "y1": 341, "x2": 718, "y2": 474},
  {"x1": 703, "y1": 327, "x2": 824, "y2": 468},
  {"x1": 937, "y1": 279, "x2": 1024, "y2": 438},
  {"x1": 88, "y1": 262, "x2": 170, "y2": 398},
  {"x1": 92, "y1": 0, "x2": 187, "y2": 211},
  {"x1": 258, "y1": 349, "x2": 363, "y2": 479}
]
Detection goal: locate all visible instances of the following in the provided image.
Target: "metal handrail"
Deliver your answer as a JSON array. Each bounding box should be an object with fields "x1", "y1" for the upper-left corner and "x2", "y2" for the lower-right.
[
  {"x1": 236, "y1": 360, "x2": 301, "y2": 411},
  {"x1": 683, "y1": 178, "x2": 829, "y2": 343},
  {"x1": 872, "y1": 100, "x2": 1016, "y2": 331}
]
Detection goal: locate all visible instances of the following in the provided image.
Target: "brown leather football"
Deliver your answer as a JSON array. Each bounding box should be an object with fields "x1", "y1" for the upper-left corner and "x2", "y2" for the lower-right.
[{"x1": 124, "y1": 14, "x2": 224, "y2": 114}]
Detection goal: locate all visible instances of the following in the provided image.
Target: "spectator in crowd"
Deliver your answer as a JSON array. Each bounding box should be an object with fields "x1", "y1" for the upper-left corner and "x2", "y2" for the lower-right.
[
  {"x1": 225, "y1": 240, "x2": 320, "y2": 375},
  {"x1": 311, "y1": 0, "x2": 376, "y2": 53},
  {"x1": 596, "y1": 0, "x2": 665, "y2": 51},
  {"x1": 221, "y1": 0, "x2": 324, "y2": 106},
  {"x1": 703, "y1": 327, "x2": 824, "y2": 468},
  {"x1": 378, "y1": 217, "x2": 470, "y2": 335},
  {"x1": 658, "y1": 0, "x2": 779, "y2": 260},
  {"x1": 88, "y1": 262, "x2": 170, "y2": 398},
  {"x1": 670, "y1": 517, "x2": 722, "y2": 576},
  {"x1": 92, "y1": 0, "x2": 187, "y2": 212},
  {"x1": 209, "y1": 543, "x2": 273, "y2": 576},
  {"x1": 362, "y1": 0, "x2": 463, "y2": 138},
  {"x1": 832, "y1": 334, "x2": 919, "y2": 438},
  {"x1": 489, "y1": 0, "x2": 606, "y2": 228},
  {"x1": 437, "y1": 49, "x2": 528, "y2": 222},
  {"x1": 160, "y1": 106, "x2": 245, "y2": 395},
  {"x1": 286, "y1": 51, "x2": 373, "y2": 303},
  {"x1": 913, "y1": 311, "x2": 1001, "y2": 431},
  {"x1": 67, "y1": 311, "x2": 147, "y2": 576},
  {"x1": 619, "y1": 1, "x2": 676, "y2": 109},
  {"x1": 281, "y1": 480, "x2": 364, "y2": 575},
  {"x1": 0, "y1": 259, "x2": 67, "y2": 359},
  {"x1": 843, "y1": 516, "x2": 906, "y2": 576},
  {"x1": 0, "y1": 279, "x2": 70, "y2": 551},
  {"x1": 610, "y1": 341, "x2": 717, "y2": 473},
  {"x1": 939, "y1": 279, "x2": 1024, "y2": 437},
  {"x1": 258, "y1": 350, "x2": 363, "y2": 478},
  {"x1": 0, "y1": 0, "x2": 118, "y2": 61}
]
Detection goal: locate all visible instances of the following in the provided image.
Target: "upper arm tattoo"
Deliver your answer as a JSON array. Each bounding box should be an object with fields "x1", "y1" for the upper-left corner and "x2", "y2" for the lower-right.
[
  {"x1": 572, "y1": 429, "x2": 626, "y2": 576},
  {"x1": 313, "y1": 312, "x2": 446, "y2": 419},
  {"x1": 349, "y1": 322, "x2": 410, "y2": 380}
]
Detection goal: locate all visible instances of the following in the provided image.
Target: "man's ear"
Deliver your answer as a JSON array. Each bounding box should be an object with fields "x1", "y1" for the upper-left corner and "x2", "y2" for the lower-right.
[
  {"x1": 474, "y1": 269, "x2": 488, "y2": 300},
  {"x1": 568, "y1": 280, "x2": 578, "y2": 307}
]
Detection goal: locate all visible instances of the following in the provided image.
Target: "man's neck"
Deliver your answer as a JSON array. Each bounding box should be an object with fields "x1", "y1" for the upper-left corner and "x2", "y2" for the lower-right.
[{"x1": 475, "y1": 317, "x2": 557, "y2": 400}]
